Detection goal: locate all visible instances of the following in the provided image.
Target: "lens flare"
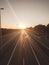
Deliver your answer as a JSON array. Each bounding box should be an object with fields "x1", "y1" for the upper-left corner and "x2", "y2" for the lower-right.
[{"x1": 18, "y1": 24, "x2": 26, "y2": 29}]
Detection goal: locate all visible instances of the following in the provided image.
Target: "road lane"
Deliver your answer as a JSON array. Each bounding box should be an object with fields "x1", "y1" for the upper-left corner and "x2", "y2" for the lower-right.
[
  {"x1": 0, "y1": 31, "x2": 21, "y2": 65},
  {"x1": 26, "y1": 31, "x2": 49, "y2": 65},
  {"x1": 0, "y1": 30, "x2": 49, "y2": 65},
  {"x1": 27, "y1": 30, "x2": 49, "y2": 57},
  {"x1": 6, "y1": 30, "x2": 38, "y2": 65},
  {"x1": 23, "y1": 37, "x2": 38, "y2": 65},
  {"x1": 0, "y1": 32, "x2": 20, "y2": 50},
  {"x1": 0, "y1": 31, "x2": 20, "y2": 47}
]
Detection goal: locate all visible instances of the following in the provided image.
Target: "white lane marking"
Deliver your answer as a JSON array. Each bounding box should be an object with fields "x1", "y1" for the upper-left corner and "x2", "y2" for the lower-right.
[
  {"x1": 29, "y1": 42, "x2": 40, "y2": 65},
  {"x1": 7, "y1": 35, "x2": 21, "y2": 65},
  {"x1": 7, "y1": 42, "x2": 18, "y2": 65},
  {"x1": 23, "y1": 58, "x2": 25, "y2": 65}
]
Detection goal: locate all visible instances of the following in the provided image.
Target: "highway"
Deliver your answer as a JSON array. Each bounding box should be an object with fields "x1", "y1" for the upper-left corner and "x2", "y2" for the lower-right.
[{"x1": 0, "y1": 30, "x2": 49, "y2": 65}]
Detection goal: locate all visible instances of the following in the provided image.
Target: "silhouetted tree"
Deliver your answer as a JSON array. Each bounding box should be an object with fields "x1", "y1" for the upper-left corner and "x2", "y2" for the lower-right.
[
  {"x1": 47, "y1": 24, "x2": 49, "y2": 33},
  {"x1": 46, "y1": 24, "x2": 49, "y2": 38},
  {"x1": 33, "y1": 24, "x2": 46, "y2": 36},
  {"x1": 34, "y1": 24, "x2": 46, "y2": 32}
]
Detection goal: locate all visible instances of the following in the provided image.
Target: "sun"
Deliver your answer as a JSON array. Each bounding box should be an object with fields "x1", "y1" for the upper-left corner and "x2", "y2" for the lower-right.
[{"x1": 18, "y1": 24, "x2": 26, "y2": 29}]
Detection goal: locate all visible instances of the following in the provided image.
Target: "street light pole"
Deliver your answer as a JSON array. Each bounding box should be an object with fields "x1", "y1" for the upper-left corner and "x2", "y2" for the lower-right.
[
  {"x1": 0, "y1": 8, "x2": 4, "y2": 45},
  {"x1": 0, "y1": 9, "x2": 1, "y2": 28},
  {"x1": 0, "y1": 8, "x2": 4, "y2": 28}
]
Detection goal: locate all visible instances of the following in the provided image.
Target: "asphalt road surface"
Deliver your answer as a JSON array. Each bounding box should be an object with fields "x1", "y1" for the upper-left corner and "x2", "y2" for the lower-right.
[{"x1": 0, "y1": 30, "x2": 49, "y2": 65}]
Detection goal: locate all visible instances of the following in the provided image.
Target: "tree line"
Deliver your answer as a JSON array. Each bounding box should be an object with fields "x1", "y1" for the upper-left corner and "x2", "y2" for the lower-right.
[{"x1": 28, "y1": 24, "x2": 49, "y2": 38}]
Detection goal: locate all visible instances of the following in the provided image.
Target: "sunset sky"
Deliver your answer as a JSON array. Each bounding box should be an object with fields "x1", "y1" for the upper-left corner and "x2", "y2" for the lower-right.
[{"x1": 0, "y1": 0, "x2": 49, "y2": 29}]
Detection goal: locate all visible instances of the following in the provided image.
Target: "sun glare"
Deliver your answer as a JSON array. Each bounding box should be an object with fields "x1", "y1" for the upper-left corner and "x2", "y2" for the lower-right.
[{"x1": 18, "y1": 24, "x2": 26, "y2": 29}]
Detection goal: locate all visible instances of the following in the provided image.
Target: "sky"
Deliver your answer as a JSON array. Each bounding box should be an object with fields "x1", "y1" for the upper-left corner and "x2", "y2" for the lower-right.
[{"x1": 0, "y1": 0, "x2": 49, "y2": 29}]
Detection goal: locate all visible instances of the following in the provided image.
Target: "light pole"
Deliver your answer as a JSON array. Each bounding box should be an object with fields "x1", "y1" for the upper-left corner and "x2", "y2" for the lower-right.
[
  {"x1": 0, "y1": 8, "x2": 4, "y2": 28},
  {"x1": 0, "y1": 8, "x2": 4, "y2": 45}
]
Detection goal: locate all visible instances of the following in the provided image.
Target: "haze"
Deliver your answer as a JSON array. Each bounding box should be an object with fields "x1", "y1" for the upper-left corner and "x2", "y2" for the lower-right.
[{"x1": 0, "y1": 0, "x2": 49, "y2": 29}]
